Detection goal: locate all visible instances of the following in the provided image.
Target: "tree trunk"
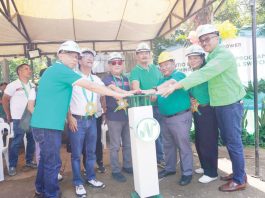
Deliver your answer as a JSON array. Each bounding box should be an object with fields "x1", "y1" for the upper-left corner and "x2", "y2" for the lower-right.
[{"x1": 193, "y1": 6, "x2": 214, "y2": 29}]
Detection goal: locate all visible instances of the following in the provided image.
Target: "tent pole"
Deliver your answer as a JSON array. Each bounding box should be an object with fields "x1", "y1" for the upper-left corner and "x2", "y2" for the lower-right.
[{"x1": 250, "y1": 0, "x2": 259, "y2": 177}]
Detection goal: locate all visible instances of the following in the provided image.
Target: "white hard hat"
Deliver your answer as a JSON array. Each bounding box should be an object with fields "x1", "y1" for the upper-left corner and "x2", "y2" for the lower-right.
[
  {"x1": 57, "y1": 40, "x2": 81, "y2": 55},
  {"x1": 185, "y1": 45, "x2": 205, "y2": 56},
  {"x1": 136, "y1": 42, "x2": 150, "y2": 52},
  {"x1": 196, "y1": 24, "x2": 219, "y2": 38},
  {"x1": 108, "y1": 52, "x2": 124, "y2": 61},
  {"x1": 80, "y1": 48, "x2": 96, "y2": 57}
]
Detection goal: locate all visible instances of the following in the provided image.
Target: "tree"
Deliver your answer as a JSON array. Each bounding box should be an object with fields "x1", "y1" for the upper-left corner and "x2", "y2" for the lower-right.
[
  {"x1": 214, "y1": 0, "x2": 265, "y2": 28},
  {"x1": 256, "y1": 0, "x2": 265, "y2": 24},
  {"x1": 214, "y1": 0, "x2": 250, "y2": 27},
  {"x1": 0, "y1": 57, "x2": 49, "y2": 82}
]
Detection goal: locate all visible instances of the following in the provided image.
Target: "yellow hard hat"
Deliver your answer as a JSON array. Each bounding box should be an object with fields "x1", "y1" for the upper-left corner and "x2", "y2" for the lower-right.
[{"x1": 158, "y1": 51, "x2": 174, "y2": 64}]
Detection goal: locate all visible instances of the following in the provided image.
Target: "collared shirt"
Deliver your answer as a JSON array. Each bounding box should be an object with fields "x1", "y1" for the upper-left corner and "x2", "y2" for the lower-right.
[
  {"x1": 129, "y1": 63, "x2": 162, "y2": 106},
  {"x1": 129, "y1": 63, "x2": 162, "y2": 90},
  {"x1": 70, "y1": 70, "x2": 104, "y2": 116},
  {"x1": 189, "y1": 82, "x2": 210, "y2": 105},
  {"x1": 31, "y1": 61, "x2": 81, "y2": 130},
  {"x1": 4, "y1": 79, "x2": 35, "y2": 119},
  {"x1": 157, "y1": 70, "x2": 190, "y2": 116},
  {"x1": 102, "y1": 74, "x2": 130, "y2": 121},
  {"x1": 180, "y1": 46, "x2": 246, "y2": 106}
]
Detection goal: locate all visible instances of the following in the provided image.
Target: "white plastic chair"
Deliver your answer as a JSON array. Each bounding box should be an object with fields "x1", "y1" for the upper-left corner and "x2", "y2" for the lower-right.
[{"x1": 0, "y1": 122, "x2": 11, "y2": 182}]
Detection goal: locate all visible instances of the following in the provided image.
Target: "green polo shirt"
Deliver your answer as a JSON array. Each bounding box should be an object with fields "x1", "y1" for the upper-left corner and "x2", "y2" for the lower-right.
[
  {"x1": 157, "y1": 71, "x2": 191, "y2": 116},
  {"x1": 180, "y1": 46, "x2": 246, "y2": 106},
  {"x1": 130, "y1": 64, "x2": 162, "y2": 90},
  {"x1": 189, "y1": 82, "x2": 210, "y2": 105},
  {"x1": 31, "y1": 61, "x2": 81, "y2": 131},
  {"x1": 130, "y1": 63, "x2": 162, "y2": 105}
]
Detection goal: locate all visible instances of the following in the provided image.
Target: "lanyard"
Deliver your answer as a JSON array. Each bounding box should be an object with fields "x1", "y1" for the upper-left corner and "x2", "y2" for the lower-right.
[
  {"x1": 81, "y1": 73, "x2": 94, "y2": 103},
  {"x1": 112, "y1": 75, "x2": 124, "y2": 90},
  {"x1": 20, "y1": 80, "x2": 32, "y2": 99}
]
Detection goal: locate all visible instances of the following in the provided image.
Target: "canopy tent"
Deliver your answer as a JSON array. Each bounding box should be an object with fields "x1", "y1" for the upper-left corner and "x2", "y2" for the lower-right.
[{"x1": 0, "y1": 0, "x2": 223, "y2": 59}]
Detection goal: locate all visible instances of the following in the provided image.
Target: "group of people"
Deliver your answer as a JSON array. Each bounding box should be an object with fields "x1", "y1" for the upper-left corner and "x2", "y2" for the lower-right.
[{"x1": 1, "y1": 23, "x2": 247, "y2": 198}]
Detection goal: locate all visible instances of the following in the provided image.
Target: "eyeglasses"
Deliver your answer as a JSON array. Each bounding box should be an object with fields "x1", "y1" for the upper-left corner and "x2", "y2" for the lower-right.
[
  {"x1": 109, "y1": 60, "x2": 123, "y2": 65},
  {"x1": 199, "y1": 35, "x2": 218, "y2": 45}
]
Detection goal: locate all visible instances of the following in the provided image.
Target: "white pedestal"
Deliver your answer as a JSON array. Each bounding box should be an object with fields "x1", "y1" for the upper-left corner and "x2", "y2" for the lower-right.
[{"x1": 128, "y1": 106, "x2": 160, "y2": 198}]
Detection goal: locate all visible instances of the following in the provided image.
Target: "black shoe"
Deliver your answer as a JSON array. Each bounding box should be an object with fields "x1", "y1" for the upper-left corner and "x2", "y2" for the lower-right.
[
  {"x1": 97, "y1": 165, "x2": 106, "y2": 173},
  {"x1": 112, "y1": 172, "x2": 127, "y2": 182},
  {"x1": 122, "y1": 167, "x2": 133, "y2": 174},
  {"x1": 158, "y1": 169, "x2": 176, "y2": 179},
  {"x1": 178, "y1": 175, "x2": 192, "y2": 186},
  {"x1": 26, "y1": 161, "x2": 37, "y2": 169}
]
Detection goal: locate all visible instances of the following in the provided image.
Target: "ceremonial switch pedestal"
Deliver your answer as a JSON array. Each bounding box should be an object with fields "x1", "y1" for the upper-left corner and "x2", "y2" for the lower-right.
[{"x1": 127, "y1": 95, "x2": 162, "y2": 198}]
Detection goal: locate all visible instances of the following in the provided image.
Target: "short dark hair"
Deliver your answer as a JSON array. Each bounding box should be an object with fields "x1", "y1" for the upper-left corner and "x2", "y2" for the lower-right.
[
  {"x1": 16, "y1": 63, "x2": 29, "y2": 75},
  {"x1": 39, "y1": 68, "x2": 47, "y2": 78},
  {"x1": 0, "y1": 82, "x2": 7, "y2": 86}
]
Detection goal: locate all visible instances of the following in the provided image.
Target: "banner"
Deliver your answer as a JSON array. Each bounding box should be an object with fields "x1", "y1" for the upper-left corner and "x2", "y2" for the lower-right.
[{"x1": 171, "y1": 37, "x2": 265, "y2": 85}]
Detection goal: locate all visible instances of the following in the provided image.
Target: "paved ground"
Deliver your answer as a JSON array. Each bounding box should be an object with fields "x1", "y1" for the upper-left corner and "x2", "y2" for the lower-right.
[{"x1": 0, "y1": 145, "x2": 264, "y2": 198}]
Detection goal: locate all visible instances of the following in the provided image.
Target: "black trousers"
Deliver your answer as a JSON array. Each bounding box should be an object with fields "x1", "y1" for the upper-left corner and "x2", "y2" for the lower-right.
[
  {"x1": 82, "y1": 116, "x2": 104, "y2": 168},
  {"x1": 193, "y1": 105, "x2": 219, "y2": 177},
  {"x1": 95, "y1": 116, "x2": 103, "y2": 167}
]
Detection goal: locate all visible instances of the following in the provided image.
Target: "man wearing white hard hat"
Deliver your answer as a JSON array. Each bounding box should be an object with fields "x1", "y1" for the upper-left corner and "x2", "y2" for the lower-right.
[
  {"x1": 76, "y1": 49, "x2": 106, "y2": 175},
  {"x1": 158, "y1": 24, "x2": 247, "y2": 192},
  {"x1": 186, "y1": 45, "x2": 219, "y2": 184},
  {"x1": 102, "y1": 52, "x2": 134, "y2": 182},
  {"x1": 30, "y1": 41, "x2": 131, "y2": 198},
  {"x1": 67, "y1": 48, "x2": 106, "y2": 197},
  {"x1": 130, "y1": 42, "x2": 165, "y2": 169}
]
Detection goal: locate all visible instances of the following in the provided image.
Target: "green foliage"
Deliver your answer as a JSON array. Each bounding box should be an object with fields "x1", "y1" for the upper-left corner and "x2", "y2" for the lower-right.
[
  {"x1": 214, "y1": 0, "x2": 249, "y2": 28},
  {"x1": 152, "y1": 30, "x2": 189, "y2": 65},
  {"x1": 0, "y1": 57, "x2": 49, "y2": 83},
  {"x1": 214, "y1": 0, "x2": 265, "y2": 28},
  {"x1": 257, "y1": 0, "x2": 265, "y2": 24},
  {"x1": 258, "y1": 100, "x2": 265, "y2": 146},
  {"x1": 244, "y1": 79, "x2": 265, "y2": 99},
  {"x1": 7, "y1": 58, "x2": 29, "y2": 82}
]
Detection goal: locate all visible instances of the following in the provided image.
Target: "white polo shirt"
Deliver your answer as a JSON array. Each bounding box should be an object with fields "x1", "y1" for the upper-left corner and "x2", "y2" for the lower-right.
[
  {"x1": 28, "y1": 88, "x2": 36, "y2": 101},
  {"x1": 4, "y1": 79, "x2": 35, "y2": 119},
  {"x1": 70, "y1": 71, "x2": 104, "y2": 116}
]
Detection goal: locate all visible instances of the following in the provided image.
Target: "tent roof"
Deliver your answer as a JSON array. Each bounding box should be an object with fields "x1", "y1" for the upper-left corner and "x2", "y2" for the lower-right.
[{"x1": 0, "y1": 0, "x2": 221, "y2": 58}]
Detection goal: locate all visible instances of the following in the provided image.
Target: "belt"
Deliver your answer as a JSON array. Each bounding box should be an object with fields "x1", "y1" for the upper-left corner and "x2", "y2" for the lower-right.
[
  {"x1": 72, "y1": 114, "x2": 94, "y2": 120},
  {"x1": 165, "y1": 109, "x2": 190, "y2": 118}
]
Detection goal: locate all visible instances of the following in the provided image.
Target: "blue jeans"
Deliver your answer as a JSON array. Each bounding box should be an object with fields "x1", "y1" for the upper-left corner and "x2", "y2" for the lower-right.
[
  {"x1": 68, "y1": 117, "x2": 97, "y2": 185},
  {"x1": 153, "y1": 106, "x2": 164, "y2": 162},
  {"x1": 215, "y1": 101, "x2": 246, "y2": 184},
  {"x1": 32, "y1": 127, "x2": 62, "y2": 198},
  {"x1": 9, "y1": 119, "x2": 35, "y2": 167}
]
